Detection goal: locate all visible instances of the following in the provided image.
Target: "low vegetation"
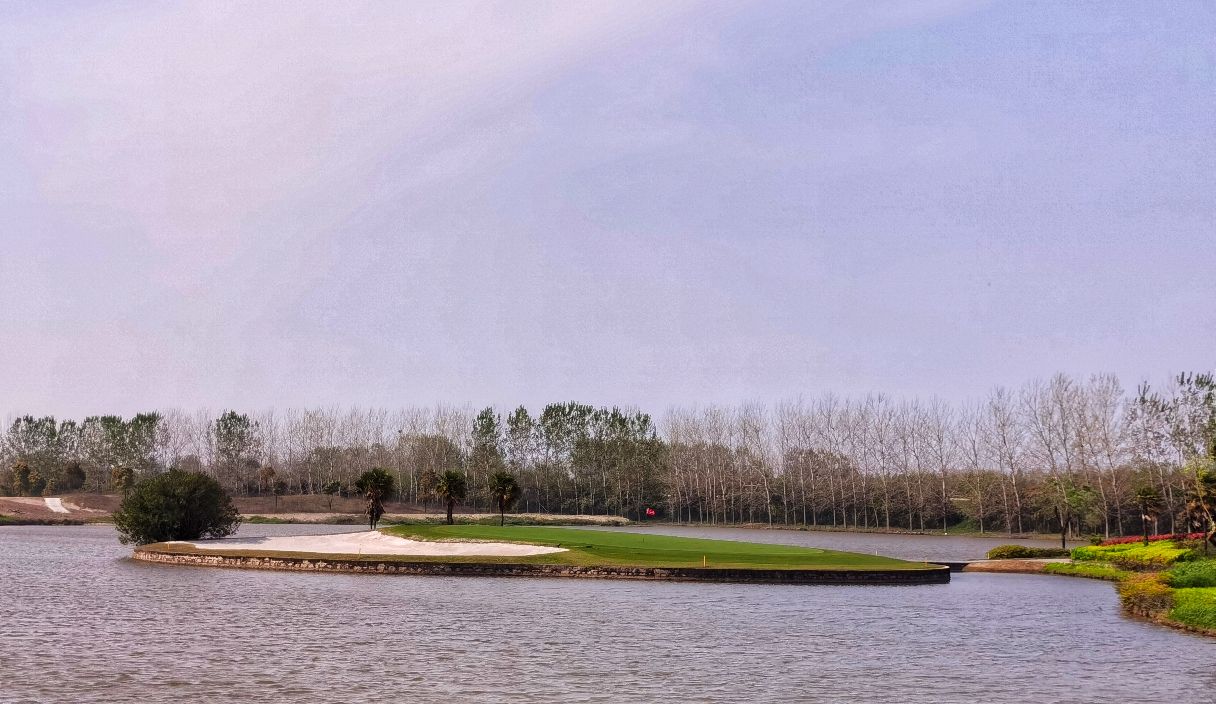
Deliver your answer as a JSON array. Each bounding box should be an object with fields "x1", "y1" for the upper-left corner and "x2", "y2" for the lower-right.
[
  {"x1": 986, "y1": 545, "x2": 1070, "y2": 559},
  {"x1": 1098, "y1": 532, "x2": 1205, "y2": 547},
  {"x1": 1163, "y1": 560, "x2": 1216, "y2": 589},
  {"x1": 1042, "y1": 562, "x2": 1131, "y2": 582},
  {"x1": 1061, "y1": 539, "x2": 1216, "y2": 636},
  {"x1": 1117, "y1": 575, "x2": 1176, "y2": 618},
  {"x1": 0, "y1": 514, "x2": 84, "y2": 526},
  {"x1": 1071, "y1": 542, "x2": 1195, "y2": 570},
  {"x1": 1169, "y1": 588, "x2": 1216, "y2": 631}
]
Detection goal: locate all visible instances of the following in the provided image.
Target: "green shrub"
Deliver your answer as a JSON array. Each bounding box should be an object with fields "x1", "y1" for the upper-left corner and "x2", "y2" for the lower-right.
[
  {"x1": 113, "y1": 470, "x2": 241, "y2": 545},
  {"x1": 1165, "y1": 560, "x2": 1216, "y2": 588},
  {"x1": 1117, "y1": 574, "x2": 1175, "y2": 618},
  {"x1": 986, "y1": 545, "x2": 1070, "y2": 559},
  {"x1": 1169, "y1": 588, "x2": 1216, "y2": 631}
]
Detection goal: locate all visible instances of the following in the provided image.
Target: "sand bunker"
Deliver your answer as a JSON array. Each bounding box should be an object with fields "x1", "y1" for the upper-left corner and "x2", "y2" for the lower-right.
[
  {"x1": 173, "y1": 531, "x2": 568, "y2": 557},
  {"x1": 44, "y1": 498, "x2": 70, "y2": 513}
]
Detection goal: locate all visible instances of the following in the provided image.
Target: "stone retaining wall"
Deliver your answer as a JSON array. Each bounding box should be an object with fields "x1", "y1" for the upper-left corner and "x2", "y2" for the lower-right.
[{"x1": 133, "y1": 548, "x2": 950, "y2": 585}]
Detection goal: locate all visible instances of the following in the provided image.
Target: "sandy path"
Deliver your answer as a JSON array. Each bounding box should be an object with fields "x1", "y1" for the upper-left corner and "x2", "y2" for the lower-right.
[
  {"x1": 44, "y1": 498, "x2": 70, "y2": 514},
  {"x1": 174, "y1": 531, "x2": 568, "y2": 557}
]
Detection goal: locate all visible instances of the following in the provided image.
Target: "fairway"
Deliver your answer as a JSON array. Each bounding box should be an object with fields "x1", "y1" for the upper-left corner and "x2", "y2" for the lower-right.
[{"x1": 382, "y1": 524, "x2": 928, "y2": 571}]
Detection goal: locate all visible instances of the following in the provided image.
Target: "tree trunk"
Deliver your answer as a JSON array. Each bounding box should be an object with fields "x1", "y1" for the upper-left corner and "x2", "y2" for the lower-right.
[{"x1": 447, "y1": 499, "x2": 454, "y2": 525}]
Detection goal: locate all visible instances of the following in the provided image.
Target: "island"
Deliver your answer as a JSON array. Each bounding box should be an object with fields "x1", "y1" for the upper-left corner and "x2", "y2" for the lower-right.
[{"x1": 133, "y1": 525, "x2": 950, "y2": 585}]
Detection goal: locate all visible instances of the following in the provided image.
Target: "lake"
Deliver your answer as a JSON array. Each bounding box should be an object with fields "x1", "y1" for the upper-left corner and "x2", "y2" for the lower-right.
[{"x1": 2, "y1": 524, "x2": 1212, "y2": 703}]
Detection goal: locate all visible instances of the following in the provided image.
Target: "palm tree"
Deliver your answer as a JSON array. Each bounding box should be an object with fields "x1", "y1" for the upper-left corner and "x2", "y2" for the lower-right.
[
  {"x1": 1134, "y1": 486, "x2": 1161, "y2": 545},
  {"x1": 435, "y1": 469, "x2": 467, "y2": 525},
  {"x1": 356, "y1": 468, "x2": 395, "y2": 530},
  {"x1": 487, "y1": 470, "x2": 519, "y2": 526}
]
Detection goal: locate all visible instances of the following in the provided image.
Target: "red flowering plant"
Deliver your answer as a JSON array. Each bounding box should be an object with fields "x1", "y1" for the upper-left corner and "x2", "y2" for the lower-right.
[{"x1": 1100, "y1": 532, "x2": 1204, "y2": 546}]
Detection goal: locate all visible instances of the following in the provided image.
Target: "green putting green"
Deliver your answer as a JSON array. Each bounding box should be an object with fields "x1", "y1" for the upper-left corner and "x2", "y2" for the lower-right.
[{"x1": 381, "y1": 524, "x2": 929, "y2": 571}]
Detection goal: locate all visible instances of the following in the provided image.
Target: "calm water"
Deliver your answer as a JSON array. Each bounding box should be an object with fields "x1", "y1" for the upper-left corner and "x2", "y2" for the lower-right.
[{"x1": 2, "y1": 525, "x2": 1213, "y2": 704}]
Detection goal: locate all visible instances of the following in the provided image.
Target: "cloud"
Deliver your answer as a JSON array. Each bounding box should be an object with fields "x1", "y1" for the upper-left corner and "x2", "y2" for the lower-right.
[{"x1": 2, "y1": 1, "x2": 695, "y2": 279}]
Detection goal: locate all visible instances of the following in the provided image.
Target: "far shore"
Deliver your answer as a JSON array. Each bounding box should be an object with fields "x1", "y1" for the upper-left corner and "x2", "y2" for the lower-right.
[{"x1": 0, "y1": 493, "x2": 1088, "y2": 543}]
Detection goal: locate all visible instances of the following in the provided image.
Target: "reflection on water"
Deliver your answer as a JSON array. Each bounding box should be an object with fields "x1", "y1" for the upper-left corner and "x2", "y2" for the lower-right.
[{"x1": 2, "y1": 524, "x2": 1213, "y2": 703}]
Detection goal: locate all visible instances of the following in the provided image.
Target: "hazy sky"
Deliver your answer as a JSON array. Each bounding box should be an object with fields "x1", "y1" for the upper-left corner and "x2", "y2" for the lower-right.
[{"x1": 1, "y1": 0, "x2": 1213, "y2": 418}]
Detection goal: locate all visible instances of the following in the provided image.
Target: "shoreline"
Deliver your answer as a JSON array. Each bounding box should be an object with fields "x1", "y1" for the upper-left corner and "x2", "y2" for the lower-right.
[{"x1": 132, "y1": 545, "x2": 951, "y2": 585}]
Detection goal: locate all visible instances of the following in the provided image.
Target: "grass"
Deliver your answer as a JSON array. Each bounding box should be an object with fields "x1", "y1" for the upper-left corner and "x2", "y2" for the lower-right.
[
  {"x1": 241, "y1": 513, "x2": 629, "y2": 527},
  {"x1": 1169, "y1": 588, "x2": 1216, "y2": 632},
  {"x1": 379, "y1": 524, "x2": 930, "y2": 571},
  {"x1": 1164, "y1": 560, "x2": 1216, "y2": 588},
  {"x1": 1043, "y1": 562, "x2": 1132, "y2": 582},
  {"x1": 382, "y1": 515, "x2": 630, "y2": 527}
]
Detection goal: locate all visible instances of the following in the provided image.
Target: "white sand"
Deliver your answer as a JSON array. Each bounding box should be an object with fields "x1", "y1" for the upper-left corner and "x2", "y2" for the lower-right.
[
  {"x1": 173, "y1": 531, "x2": 568, "y2": 557},
  {"x1": 44, "y1": 498, "x2": 70, "y2": 514}
]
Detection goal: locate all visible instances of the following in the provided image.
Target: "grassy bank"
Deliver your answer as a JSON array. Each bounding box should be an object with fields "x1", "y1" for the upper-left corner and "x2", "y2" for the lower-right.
[
  {"x1": 1042, "y1": 561, "x2": 1132, "y2": 582},
  {"x1": 1059, "y1": 540, "x2": 1216, "y2": 636},
  {"x1": 380, "y1": 524, "x2": 930, "y2": 571},
  {"x1": 0, "y1": 514, "x2": 86, "y2": 526}
]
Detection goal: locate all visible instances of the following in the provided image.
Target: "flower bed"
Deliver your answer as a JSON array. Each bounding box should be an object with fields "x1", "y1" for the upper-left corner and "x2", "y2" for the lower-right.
[
  {"x1": 1099, "y1": 532, "x2": 1204, "y2": 546},
  {"x1": 1071, "y1": 541, "x2": 1195, "y2": 569}
]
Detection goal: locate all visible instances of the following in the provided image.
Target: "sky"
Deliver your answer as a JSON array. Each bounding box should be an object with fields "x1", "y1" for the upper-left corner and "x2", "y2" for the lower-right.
[{"x1": 1, "y1": 0, "x2": 1213, "y2": 418}]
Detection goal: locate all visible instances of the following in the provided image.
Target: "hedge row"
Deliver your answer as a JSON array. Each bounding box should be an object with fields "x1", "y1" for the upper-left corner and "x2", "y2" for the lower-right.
[{"x1": 986, "y1": 545, "x2": 1070, "y2": 560}]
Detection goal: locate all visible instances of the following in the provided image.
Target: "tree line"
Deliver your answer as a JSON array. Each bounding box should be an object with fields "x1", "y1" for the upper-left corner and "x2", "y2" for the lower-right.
[{"x1": 2, "y1": 372, "x2": 1214, "y2": 538}]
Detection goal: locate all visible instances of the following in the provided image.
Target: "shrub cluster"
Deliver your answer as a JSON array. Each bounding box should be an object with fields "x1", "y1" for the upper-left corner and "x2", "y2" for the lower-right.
[
  {"x1": 986, "y1": 545, "x2": 1070, "y2": 560},
  {"x1": 1165, "y1": 561, "x2": 1216, "y2": 589},
  {"x1": 1117, "y1": 574, "x2": 1175, "y2": 618}
]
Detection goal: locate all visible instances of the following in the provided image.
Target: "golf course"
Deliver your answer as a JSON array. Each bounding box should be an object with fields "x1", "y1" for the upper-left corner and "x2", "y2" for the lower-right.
[
  {"x1": 133, "y1": 525, "x2": 949, "y2": 584},
  {"x1": 383, "y1": 525, "x2": 925, "y2": 570}
]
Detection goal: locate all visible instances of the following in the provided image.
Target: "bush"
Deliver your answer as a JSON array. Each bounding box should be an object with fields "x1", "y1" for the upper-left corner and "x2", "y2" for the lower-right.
[
  {"x1": 1165, "y1": 561, "x2": 1216, "y2": 589},
  {"x1": 112, "y1": 470, "x2": 241, "y2": 545},
  {"x1": 986, "y1": 545, "x2": 1070, "y2": 559},
  {"x1": 1117, "y1": 574, "x2": 1175, "y2": 618},
  {"x1": 1169, "y1": 588, "x2": 1216, "y2": 631}
]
